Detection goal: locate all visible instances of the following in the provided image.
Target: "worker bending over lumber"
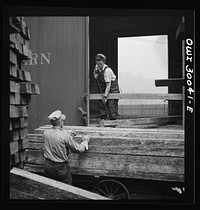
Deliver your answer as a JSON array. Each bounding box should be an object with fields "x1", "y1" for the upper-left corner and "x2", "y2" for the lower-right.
[
  {"x1": 43, "y1": 110, "x2": 90, "y2": 185},
  {"x1": 93, "y1": 53, "x2": 120, "y2": 120}
]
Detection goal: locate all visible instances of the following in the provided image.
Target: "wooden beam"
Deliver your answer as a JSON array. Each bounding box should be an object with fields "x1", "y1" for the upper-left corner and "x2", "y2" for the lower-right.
[
  {"x1": 155, "y1": 78, "x2": 185, "y2": 87},
  {"x1": 10, "y1": 167, "x2": 110, "y2": 200},
  {"x1": 100, "y1": 116, "x2": 182, "y2": 128},
  {"x1": 89, "y1": 93, "x2": 183, "y2": 100}
]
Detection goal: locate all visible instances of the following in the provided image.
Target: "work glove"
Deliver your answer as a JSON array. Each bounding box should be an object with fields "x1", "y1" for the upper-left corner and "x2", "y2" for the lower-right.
[
  {"x1": 94, "y1": 73, "x2": 99, "y2": 79},
  {"x1": 81, "y1": 135, "x2": 90, "y2": 151},
  {"x1": 69, "y1": 131, "x2": 76, "y2": 136},
  {"x1": 82, "y1": 135, "x2": 90, "y2": 143},
  {"x1": 102, "y1": 95, "x2": 107, "y2": 104}
]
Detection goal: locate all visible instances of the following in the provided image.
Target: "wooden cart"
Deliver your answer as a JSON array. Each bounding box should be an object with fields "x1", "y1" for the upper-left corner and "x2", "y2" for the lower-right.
[{"x1": 24, "y1": 125, "x2": 184, "y2": 200}]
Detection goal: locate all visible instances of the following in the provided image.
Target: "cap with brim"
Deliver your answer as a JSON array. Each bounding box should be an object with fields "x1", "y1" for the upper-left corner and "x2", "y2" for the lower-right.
[{"x1": 48, "y1": 110, "x2": 66, "y2": 121}]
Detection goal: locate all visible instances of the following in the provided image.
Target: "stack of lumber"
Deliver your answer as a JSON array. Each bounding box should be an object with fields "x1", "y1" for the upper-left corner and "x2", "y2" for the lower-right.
[
  {"x1": 9, "y1": 17, "x2": 40, "y2": 169},
  {"x1": 24, "y1": 125, "x2": 184, "y2": 182},
  {"x1": 10, "y1": 167, "x2": 110, "y2": 200}
]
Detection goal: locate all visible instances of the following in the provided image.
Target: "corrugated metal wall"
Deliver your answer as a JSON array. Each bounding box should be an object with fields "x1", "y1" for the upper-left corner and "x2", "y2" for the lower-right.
[{"x1": 24, "y1": 17, "x2": 88, "y2": 132}]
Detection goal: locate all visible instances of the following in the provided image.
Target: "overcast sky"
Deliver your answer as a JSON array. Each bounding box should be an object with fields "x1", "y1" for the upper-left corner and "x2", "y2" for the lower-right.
[{"x1": 118, "y1": 35, "x2": 168, "y2": 94}]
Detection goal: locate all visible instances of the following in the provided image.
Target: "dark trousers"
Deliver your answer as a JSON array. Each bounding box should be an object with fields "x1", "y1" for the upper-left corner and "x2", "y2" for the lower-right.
[
  {"x1": 99, "y1": 99, "x2": 119, "y2": 120},
  {"x1": 44, "y1": 158, "x2": 72, "y2": 185}
]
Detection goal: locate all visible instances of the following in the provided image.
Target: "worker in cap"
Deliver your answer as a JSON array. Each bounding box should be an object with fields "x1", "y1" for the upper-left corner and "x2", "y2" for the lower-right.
[
  {"x1": 43, "y1": 110, "x2": 90, "y2": 185},
  {"x1": 93, "y1": 53, "x2": 120, "y2": 120}
]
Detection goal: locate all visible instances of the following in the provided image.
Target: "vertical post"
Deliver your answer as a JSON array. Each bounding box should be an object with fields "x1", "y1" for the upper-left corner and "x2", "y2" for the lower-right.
[
  {"x1": 85, "y1": 17, "x2": 90, "y2": 126},
  {"x1": 182, "y1": 16, "x2": 185, "y2": 129}
]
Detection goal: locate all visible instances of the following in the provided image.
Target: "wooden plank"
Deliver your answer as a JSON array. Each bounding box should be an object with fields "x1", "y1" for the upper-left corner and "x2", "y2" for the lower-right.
[
  {"x1": 18, "y1": 138, "x2": 29, "y2": 150},
  {"x1": 22, "y1": 70, "x2": 32, "y2": 82},
  {"x1": 10, "y1": 167, "x2": 110, "y2": 200},
  {"x1": 10, "y1": 93, "x2": 16, "y2": 104},
  {"x1": 10, "y1": 81, "x2": 20, "y2": 93},
  {"x1": 9, "y1": 50, "x2": 17, "y2": 65},
  {"x1": 100, "y1": 116, "x2": 182, "y2": 128},
  {"x1": 30, "y1": 131, "x2": 184, "y2": 142},
  {"x1": 26, "y1": 135, "x2": 184, "y2": 157},
  {"x1": 10, "y1": 141, "x2": 19, "y2": 155},
  {"x1": 155, "y1": 78, "x2": 185, "y2": 87},
  {"x1": 12, "y1": 118, "x2": 20, "y2": 129},
  {"x1": 19, "y1": 117, "x2": 28, "y2": 128},
  {"x1": 23, "y1": 164, "x2": 44, "y2": 174},
  {"x1": 18, "y1": 105, "x2": 28, "y2": 117},
  {"x1": 19, "y1": 82, "x2": 32, "y2": 94},
  {"x1": 11, "y1": 129, "x2": 20, "y2": 141},
  {"x1": 34, "y1": 125, "x2": 184, "y2": 136},
  {"x1": 19, "y1": 128, "x2": 28, "y2": 139},
  {"x1": 10, "y1": 65, "x2": 17, "y2": 78},
  {"x1": 25, "y1": 150, "x2": 184, "y2": 182},
  {"x1": 10, "y1": 105, "x2": 19, "y2": 118},
  {"x1": 17, "y1": 69, "x2": 24, "y2": 81},
  {"x1": 10, "y1": 93, "x2": 20, "y2": 105},
  {"x1": 15, "y1": 93, "x2": 21, "y2": 105},
  {"x1": 89, "y1": 93, "x2": 183, "y2": 101},
  {"x1": 31, "y1": 84, "x2": 40, "y2": 95}
]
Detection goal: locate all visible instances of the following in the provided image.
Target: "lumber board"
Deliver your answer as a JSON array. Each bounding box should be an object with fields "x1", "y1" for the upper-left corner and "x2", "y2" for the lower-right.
[
  {"x1": 10, "y1": 65, "x2": 18, "y2": 78},
  {"x1": 89, "y1": 93, "x2": 183, "y2": 101},
  {"x1": 100, "y1": 116, "x2": 182, "y2": 128},
  {"x1": 10, "y1": 167, "x2": 110, "y2": 200},
  {"x1": 10, "y1": 81, "x2": 20, "y2": 93},
  {"x1": 19, "y1": 82, "x2": 32, "y2": 94},
  {"x1": 10, "y1": 141, "x2": 19, "y2": 155},
  {"x1": 18, "y1": 105, "x2": 28, "y2": 117},
  {"x1": 25, "y1": 150, "x2": 184, "y2": 182},
  {"x1": 18, "y1": 138, "x2": 29, "y2": 150},
  {"x1": 22, "y1": 70, "x2": 31, "y2": 82},
  {"x1": 35, "y1": 125, "x2": 184, "y2": 133},
  {"x1": 31, "y1": 84, "x2": 40, "y2": 95},
  {"x1": 155, "y1": 78, "x2": 185, "y2": 87},
  {"x1": 9, "y1": 50, "x2": 17, "y2": 65},
  {"x1": 10, "y1": 129, "x2": 20, "y2": 141},
  {"x1": 19, "y1": 117, "x2": 28, "y2": 128},
  {"x1": 27, "y1": 134, "x2": 184, "y2": 157},
  {"x1": 34, "y1": 127, "x2": 184, "y2": 140}
]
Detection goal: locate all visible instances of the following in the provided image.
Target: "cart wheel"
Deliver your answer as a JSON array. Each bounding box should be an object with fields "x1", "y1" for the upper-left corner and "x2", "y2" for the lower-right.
[{"x1": 93, "y1": 179, "x2": 130, "y2": 200}]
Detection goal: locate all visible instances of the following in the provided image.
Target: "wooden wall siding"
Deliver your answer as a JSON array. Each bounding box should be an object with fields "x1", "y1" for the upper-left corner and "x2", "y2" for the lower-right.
[
  {"x1": 24, "y1": 125, "x2": 184, "y2": 182},
  {"x1": 24, "y1": 17, "x2": 88, "y2": 133},
  {"x1": 9, "y1": 16, "x2": 40, "y2": 169}
]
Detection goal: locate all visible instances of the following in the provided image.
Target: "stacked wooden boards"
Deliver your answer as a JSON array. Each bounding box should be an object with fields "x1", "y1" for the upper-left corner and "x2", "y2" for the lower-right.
[
  {"x1": 24, "y1": 125, "x2": 184, "y2": 182},
  {"x1": 10, "y1": 167, "x2": 110, "y2": 200},
  {"x1": 9, "y1": 17, "x2": 40, "y2": 169}
]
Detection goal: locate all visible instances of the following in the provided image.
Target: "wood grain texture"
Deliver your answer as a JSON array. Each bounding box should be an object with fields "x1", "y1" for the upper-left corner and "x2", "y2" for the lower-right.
[
  {"x1": 10, "y1": 167, "x2": 110, "y2": 200},
  {"x1": 25, "y1": 125, "x2": 184, "y2": 182},
  {"x1": 89, "y1": 93, "x2": 183, "y2": 100}
]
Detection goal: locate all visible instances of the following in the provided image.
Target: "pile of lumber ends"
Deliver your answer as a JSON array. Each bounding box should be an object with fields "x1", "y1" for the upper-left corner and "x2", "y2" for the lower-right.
[
  {"x1": 24, "y1": 125, "x2": 184, "y2": 182},
  {"x1": 10, "y1": 167, "x2": 110, "y2": 200},
  {"x1": 9, "y1": 17, "x2": 40, "y2": 169}
]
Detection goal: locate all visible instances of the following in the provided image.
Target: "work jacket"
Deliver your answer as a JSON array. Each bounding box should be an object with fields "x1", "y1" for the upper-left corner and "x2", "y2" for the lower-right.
[{"x1": 43, "y1": 126, "x2": 88, "y2": 163}]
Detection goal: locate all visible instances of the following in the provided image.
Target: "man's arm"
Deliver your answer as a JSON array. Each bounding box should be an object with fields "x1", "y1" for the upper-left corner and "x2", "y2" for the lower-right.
[
  {"x1": 93, "y1": 65, "x2": 99, "y2": 79},
  {"x1": 104, "y1": 82, "x2": 111, "y2": 102},
  {"x1": 65, "y1": 132, "x2": 90, "y2": 153}
]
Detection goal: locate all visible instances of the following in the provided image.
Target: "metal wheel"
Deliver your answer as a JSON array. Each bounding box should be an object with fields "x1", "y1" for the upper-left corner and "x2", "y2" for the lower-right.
[{"x1": 93, "y1": 179, "x2": 130, "y2": 200}]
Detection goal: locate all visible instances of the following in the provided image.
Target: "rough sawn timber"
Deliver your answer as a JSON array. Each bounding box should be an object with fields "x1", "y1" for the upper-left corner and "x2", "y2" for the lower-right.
[
  {"x1": 24, "y1": 125, "x2": 184, "y2": 182},
  {"x1": 10, "y1": 167, "x2": 110, "y2": 200},
  {"x1": 99, "y1": 116, "x2": 182, "y2": 128}
]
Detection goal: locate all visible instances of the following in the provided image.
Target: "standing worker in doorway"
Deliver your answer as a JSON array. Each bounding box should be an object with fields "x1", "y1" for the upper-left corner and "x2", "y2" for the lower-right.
[
  {"x1": 43, "y1": 110, "x2": 90, "y2": 185},
  {"x1": 93, "y1": 53, "x2": 120, "y2": 120}
]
